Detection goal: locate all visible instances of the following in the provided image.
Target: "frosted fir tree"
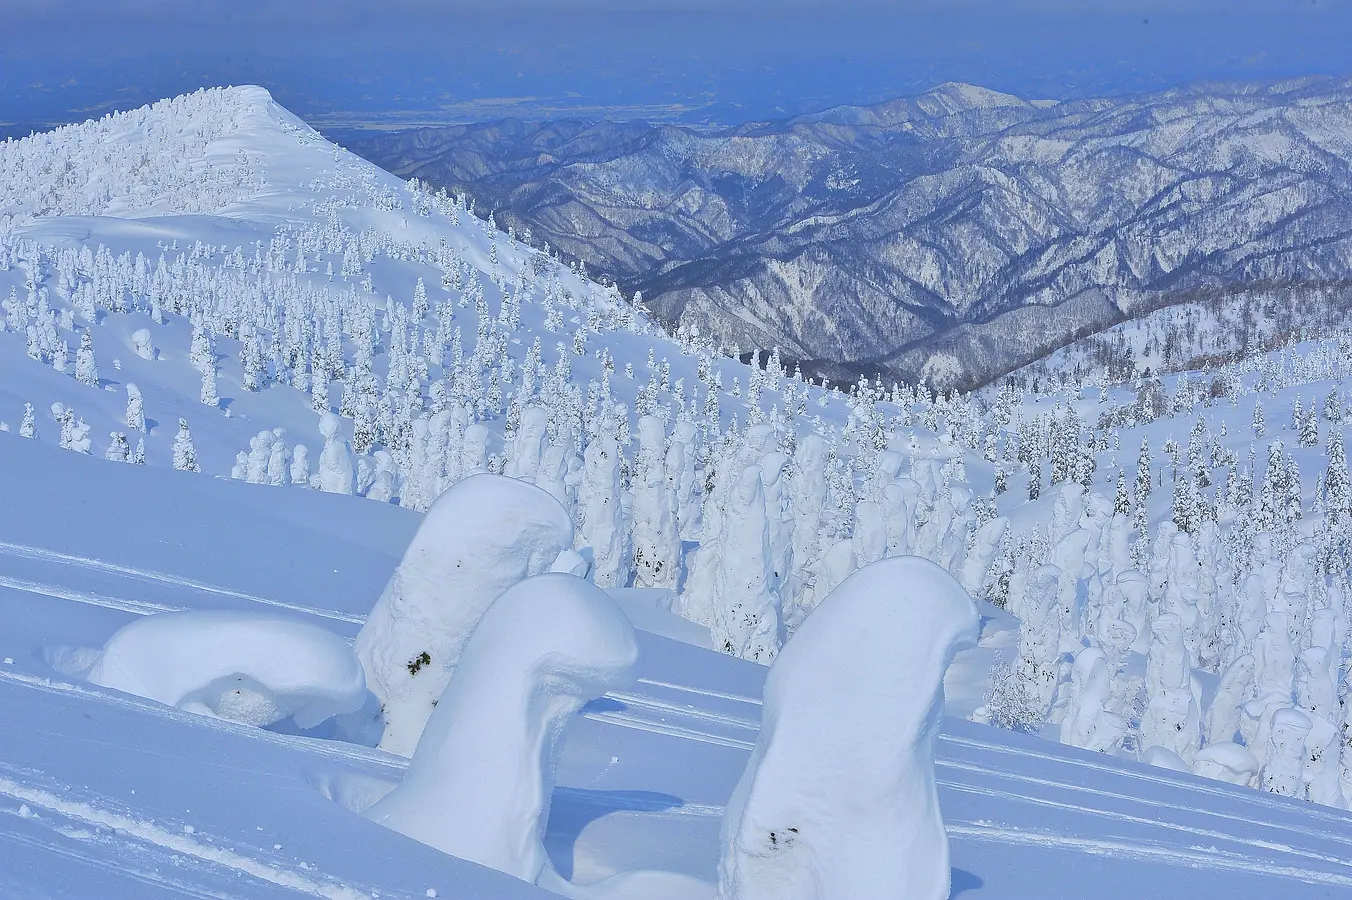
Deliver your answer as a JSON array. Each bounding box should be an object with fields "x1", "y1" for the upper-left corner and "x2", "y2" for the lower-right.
[
  {"x1": 74, "y1": 330, "x2": 98, "y2": 386},
  {"x1": 125, "y1": 384, "x2": 145, "y2": 433},
  {"x1": 1171, "y1": 471, "x2": 1203, "y2": 535},
  {"x1": 131, "y1": 328, "x2": 156, "y2": 361},
  {"x1": 1203, "y1": 654, "x2": 1255, "y2": 746},
  {"x1": 267, "y1": 437, "x2": 287, "y2": 486},
  {"x1": 1299, "y1": 406, "x2": 1320, "y2": 448},
  {"x1": 53, "y1": 404, "x2": 73, "y2": 449},
  {"x1": 580, "y1": 435, "x2": 627, "y2": 588},
  {"x1": 290, "y1": 444, "x2": 310, "y2": 485},
  {"x1": 713, "y1": 465, "x2": 783, "y2": 664},
  {"x1": 199, "y1": 358, "x2": 218, "y2": 407},
  {"x1": 188, "y1": 323, "x2": 212, "y2": 374},
  {"x1": 1323, "y1": 388, "x2": 1342, "y2": 424},
  {"x1": 132, "y1": 437, "x2": 146, "y2": 465},
  {"x1": 244, "y1": 431, "x2": 271, "y2": 483},
  {"x1": 66, "y1": 416, "x2": 91, "y2": 454},
  {"x1": 980, "y1": 652, "x2": 1043, "y2": 733},
  {"x1": 1141, "y1": 613, "x2": 1200, "y2": 764},
  {"x1": 317, "y1": 412, "x2": 356, "y2": 495},
  {"x1": 412, "y1": 277, "x2": 429, "y2": 320},
  {"x1": 632, "y1": 415, "x2": 680, "y2": 589},
  {"x1": 311, "y1": 370, "x2": 329, "y2": 413},
  {"x1": 1014, "y1": 564, "x2": 1062, "y2": 719},
  {"x1": 1113, "y1": 468, "x2": 1130, "y2": 515},
  {"x1": 104, "y1": 432, "x2": 130, "y2": 462},
  {"x1": 1252, "y1": 400, "x2": 1266, "y2": 439},
  {"x1": 669, "y1": 419, "x2": 703, "y2": 541},
  {"x1": 18, "y1": 403, "x2": 36, "y2": 440},
  {"x1": 1261, "y1": 709, "x2": 1312, "y2": 799},
  {"x1": 1323, "y1": 430, "x2": 1351, "y2": 526},
  {"x1": 718, "y1": 558, "x2": 977, "y2": 900},
  {"x1": 51, "y1": 339, "x2": 68, "y2": 374},
  {"x1": 241, "y1": 331, "x2": 267, "y2": 391},
  {"x1": 1060, "y1": 647, "x2": 1128, "y2": 753},
  {"x1": 172, "y1": 418, "x2": 200, "y2": 472},
  {"x1": 506, "y1": 405, "x2": 549, "y2": 481}
]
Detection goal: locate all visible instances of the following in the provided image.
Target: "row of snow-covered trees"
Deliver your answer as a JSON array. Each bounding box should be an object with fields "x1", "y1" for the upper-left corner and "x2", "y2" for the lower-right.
[
  {"x1": 975, "y1": 335, "x2": 1352, "y2": 808},
  {"x1": 10, "y1": 100, "x2": 1352, "y2": 808},
  {"x1": 0, "y1": 173, "x2": 1002, "y2": 673}
]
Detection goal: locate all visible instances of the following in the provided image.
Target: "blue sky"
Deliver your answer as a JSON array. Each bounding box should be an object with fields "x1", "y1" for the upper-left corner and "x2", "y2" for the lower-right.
[{"x1": 4, "y1": 0, "x2": 1352, "y2": 133}]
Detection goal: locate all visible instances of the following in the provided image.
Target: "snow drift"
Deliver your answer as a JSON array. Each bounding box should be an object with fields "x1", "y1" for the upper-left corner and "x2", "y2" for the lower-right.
[{"x1": 87, "y1": 610, "x2": 367, "y2": 729}]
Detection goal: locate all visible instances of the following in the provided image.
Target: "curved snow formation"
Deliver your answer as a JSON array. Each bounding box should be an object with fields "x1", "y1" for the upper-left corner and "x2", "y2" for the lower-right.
[
  {"x1": 364, "y1": 572, "x2": 639, "y2": 885},
  {"x1": 718, "y1": 556, "x2": 980, "y2": 900},
  {"x1": 87, "y1": 610, "x2": 366, "y2": 728},
  {"x1": 355, "y1": 474, "x2": 575, "y2": 756}
]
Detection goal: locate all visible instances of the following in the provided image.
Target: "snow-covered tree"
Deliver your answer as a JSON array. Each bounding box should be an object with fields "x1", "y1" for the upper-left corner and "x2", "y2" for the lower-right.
[
  {"x1": 317, "y1": 412, "x2": 356, "y2": 494},
  {"x1": 74, "y1": 330, "x2": 98, "y2": 386},
  {"x1": 125, "y1": 384, "x2": 145, "y2": 433},
  {"x1": 199, "y1": 357, "x2": 218, "y2": 407},
  {"x1": 713, "y1": 465, "x2": 783, "y2": 663},
  {"x1": 631, "y1": 415, "x2": 680, "y2": 589},
  {"x1": 172, "y1": 418, "x2": 200, "y2": 472},
  {"x1": 19, "y1": 402, "x2": 35, "y2": 439},
  {"x1": 105, "y1": 432, "x2": 130, "y2": 462}
]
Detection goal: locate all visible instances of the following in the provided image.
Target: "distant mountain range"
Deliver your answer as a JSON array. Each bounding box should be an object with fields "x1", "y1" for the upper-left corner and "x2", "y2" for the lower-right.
[{"x1": 348, "y1": 77, "x2": 1352, "y2": 389}]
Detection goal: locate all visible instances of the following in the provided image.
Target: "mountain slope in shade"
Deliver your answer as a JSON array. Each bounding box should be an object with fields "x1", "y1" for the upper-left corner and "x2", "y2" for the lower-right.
[{"x1": 349, "y1": 76, "x2": 1352, "y2": 389}]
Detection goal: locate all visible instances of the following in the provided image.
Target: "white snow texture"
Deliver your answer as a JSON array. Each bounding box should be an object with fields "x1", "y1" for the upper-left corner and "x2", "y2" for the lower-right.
[
  {"x1": 88, "y1": 610, "x2": 367, "y2": 729},
  {"x1": 355, "y1": 474, "x2": 575, "y2": 755},
  {"x1": 364, "y1": 572, "x2": 639, "y2": 885},
  {"x1": 717, "y1": 556, "x2": 980, "y2": 900}
]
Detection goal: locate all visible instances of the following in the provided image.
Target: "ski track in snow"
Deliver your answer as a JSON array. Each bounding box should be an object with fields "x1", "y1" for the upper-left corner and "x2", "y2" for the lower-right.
[
  {"x1": 8, "y1": 543, "x2": 1352, "y2": 887},
  {"x1": 629, "y1": 678, "x2": 1352, "y2": 836},
  {"x1": 0, "y1": 540, "x2": 363, "y2": 625},
  {"x1": 605, "y1": 690, "x2": 1352, "y2": 858},
  {"x1": 0, "y1": 773, "x2": 382, "y2": 900},
  {"x1": 5, "y1": 666, "x2": 1352, "y2": 886},
  {"x1": 947, "y1": 823, "x2": 1352, "y2": 888},
  {"x1": 0, "y1": 572, "x2": 183, "y2": 617},
  {"x1": 11, "y1": 565, "x2": 1352, "y2": 864},
  {"x1": 0, "y1": 825, "x2": 243, "y2": 900}
]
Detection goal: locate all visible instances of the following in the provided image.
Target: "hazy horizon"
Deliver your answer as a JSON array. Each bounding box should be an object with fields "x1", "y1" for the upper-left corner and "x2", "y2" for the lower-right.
[{"x1": 5, "y1": 0, "x2": 1352, "y2": 136}]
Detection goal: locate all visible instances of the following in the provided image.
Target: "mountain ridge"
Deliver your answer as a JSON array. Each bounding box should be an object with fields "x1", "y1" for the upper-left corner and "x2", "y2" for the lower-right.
[{"x1": 346, "y1": 74, "x2": 1352, "y2": 388}]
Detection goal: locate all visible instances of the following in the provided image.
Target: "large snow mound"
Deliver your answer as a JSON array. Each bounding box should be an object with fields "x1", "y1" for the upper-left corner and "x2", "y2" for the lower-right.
[
  {"x1": 718, "y1": 556, "x2": 980, "y2": 900},
  {"x1": 355, "y1": 474, "x2": 576, "y2": 755},
  {"x1": 87, "y1": 609, "x2": 367, "y2": 728},
  {"x1": 365, "y1": 572, "x2": 639, "y2": 886}
]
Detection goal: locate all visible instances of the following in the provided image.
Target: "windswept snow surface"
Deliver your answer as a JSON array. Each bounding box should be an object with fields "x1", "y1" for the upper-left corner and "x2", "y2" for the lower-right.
[
  {"x1": 2, "y1": 421, "x2": 1351, "y2": 898},
  {"x1": 2, "y1": 86, "x2": 1352, "y2": 899}
]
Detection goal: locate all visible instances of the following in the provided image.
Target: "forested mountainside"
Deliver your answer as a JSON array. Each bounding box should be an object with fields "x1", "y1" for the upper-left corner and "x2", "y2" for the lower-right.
[{"x1": 351, "y1": 77, "x2": 1352, "y2": 390}]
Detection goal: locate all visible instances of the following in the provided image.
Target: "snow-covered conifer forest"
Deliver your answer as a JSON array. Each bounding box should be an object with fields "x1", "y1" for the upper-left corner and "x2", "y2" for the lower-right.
[{"x1": 3, "y1": 86, "x2": 1352, "y2": 898}]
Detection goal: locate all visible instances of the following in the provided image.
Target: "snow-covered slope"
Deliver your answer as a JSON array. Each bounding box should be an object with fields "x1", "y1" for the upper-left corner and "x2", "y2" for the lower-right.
[
  {"x1": 4, "y1": 86, "x2": 1352, "y2": 898},
  {"x1": 5, "y1": 434, "x2": 1352, "y2": 899}
]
